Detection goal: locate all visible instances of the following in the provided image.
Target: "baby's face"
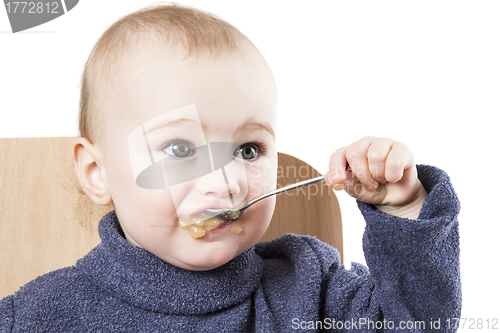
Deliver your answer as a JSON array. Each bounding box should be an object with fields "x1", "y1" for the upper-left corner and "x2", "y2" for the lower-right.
[{"x1": 100, "y1": 45, "x2": 277, "y2": 270}]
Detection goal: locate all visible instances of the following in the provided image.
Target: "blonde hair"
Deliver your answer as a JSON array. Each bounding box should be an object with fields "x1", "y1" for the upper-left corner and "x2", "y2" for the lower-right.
[
  {"x1": 76, "y1": 3, "x2": 255, "y2": 228},
  {"x1": 79, "y1": 2, "x2": 253, "y2": 147}
]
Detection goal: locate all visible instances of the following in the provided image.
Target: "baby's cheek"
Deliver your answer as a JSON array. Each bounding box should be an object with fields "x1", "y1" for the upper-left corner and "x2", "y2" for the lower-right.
[
  {"x1": 244, "y1": 194, "x2": 275, "y2": 241},
  {"x1": 123, "y1": 191, "x2": 179, "y2": 237},
  {"x1": 169, "y1": 178, "x2": 204, "y2": 215},
  {"x1": 246, "y1": 163, "x2": 275, "y2": 198}
]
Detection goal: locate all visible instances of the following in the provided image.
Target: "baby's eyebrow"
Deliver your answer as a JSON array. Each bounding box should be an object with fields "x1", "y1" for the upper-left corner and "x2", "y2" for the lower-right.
[
  {"x1": 235, "y1": 120, "x2": 275, "y2": 138},
  {"x1": 144, "y1": 118, "x2": 200, "y2": 134},
  {"x1": 143, "y1": 117, "x2": 275, "y2": 138}
]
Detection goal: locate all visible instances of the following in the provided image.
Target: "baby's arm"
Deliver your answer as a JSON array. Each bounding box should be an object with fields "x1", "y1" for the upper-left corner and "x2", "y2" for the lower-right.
[{"x1": 323, "y1": 137, "x2": 461, "y2": 330}]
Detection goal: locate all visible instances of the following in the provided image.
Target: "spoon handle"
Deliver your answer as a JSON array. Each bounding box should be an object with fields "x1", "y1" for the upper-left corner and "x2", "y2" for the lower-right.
[{"x1": 240, "y1": 175, "x2": 325, "y2": 211}]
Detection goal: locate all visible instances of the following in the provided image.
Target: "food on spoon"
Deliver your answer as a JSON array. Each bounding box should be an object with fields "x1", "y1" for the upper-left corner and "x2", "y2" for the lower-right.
[
  {"x1": 178, "y1": 212, "x2": 211, "y2": 228},
  {"x1": 179, "y1": 211, "x2": 243, "y2": 239},
  {"x1": 204, "y1": 217, "x2": 224, "y2": 231},
  {"x1": 226, "y1": 210, "x2": 241, "y2": 220}
]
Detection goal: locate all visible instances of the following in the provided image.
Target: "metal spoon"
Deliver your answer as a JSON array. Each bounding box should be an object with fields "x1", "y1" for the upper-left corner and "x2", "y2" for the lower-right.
[{"x1": 194, "y1": 175, "x2": 325, "y2": 221}]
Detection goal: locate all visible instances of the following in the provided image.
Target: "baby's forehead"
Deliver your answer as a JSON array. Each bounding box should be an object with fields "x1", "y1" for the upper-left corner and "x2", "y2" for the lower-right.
[
  {"x1": 104, "y1": 37, "x2": 241, "y2": 107},
  {"x1": 98, "y1": 35, "x2": 276, "y2": 139},
  {"x1": 115, "y1": 29, "x2": 244, "y2": 69},
  {"x1": 111, "y1": 51, "x2": 271, "y2": 110}
]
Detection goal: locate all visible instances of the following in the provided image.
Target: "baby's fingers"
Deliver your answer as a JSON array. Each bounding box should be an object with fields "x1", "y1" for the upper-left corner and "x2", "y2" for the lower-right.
[
  {"x1": 384, "y1": 142, "x2": 414, "y2": 183},
  {"x1": 345, "y1": 139, "x2": 379, "y2": 191},
  {"x1": 325, "y1": 147, "x2": 348, "y2": 190},
  {"x1": 366, "y1": 138, "x2": 394, "y2": 184}
]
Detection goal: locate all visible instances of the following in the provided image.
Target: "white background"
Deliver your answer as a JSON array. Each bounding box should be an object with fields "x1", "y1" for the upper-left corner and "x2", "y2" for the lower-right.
[{"x1": 1, "y1": 0, "x2": 498, "y2": 329}]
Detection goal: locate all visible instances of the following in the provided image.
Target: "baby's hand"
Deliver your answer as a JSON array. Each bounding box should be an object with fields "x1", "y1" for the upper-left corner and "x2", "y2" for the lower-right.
[{"x1": 324, "y1": 137, "x2": 427, "y2": 219}]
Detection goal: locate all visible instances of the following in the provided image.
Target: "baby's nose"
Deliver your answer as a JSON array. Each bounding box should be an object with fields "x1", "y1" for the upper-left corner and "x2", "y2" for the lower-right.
[{"x1": 195, "y1": 169, "x2": 240, "y2": 199}]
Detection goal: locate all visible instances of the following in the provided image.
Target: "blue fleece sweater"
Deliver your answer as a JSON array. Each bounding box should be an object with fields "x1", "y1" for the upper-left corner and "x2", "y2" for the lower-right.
[{"x1": 0, "y1": 165, "x2": 461, "y2": 332}]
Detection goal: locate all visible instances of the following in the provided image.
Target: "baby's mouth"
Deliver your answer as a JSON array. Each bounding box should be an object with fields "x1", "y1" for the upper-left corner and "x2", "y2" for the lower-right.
[{"x1": 179, "y1": 214, "x2": 242, "y2": 239}]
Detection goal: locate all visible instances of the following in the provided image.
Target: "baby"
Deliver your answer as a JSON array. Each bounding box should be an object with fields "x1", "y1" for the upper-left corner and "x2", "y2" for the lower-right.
[{"x1": 0, "y1": 4, "x2": 461, "y2": 332}]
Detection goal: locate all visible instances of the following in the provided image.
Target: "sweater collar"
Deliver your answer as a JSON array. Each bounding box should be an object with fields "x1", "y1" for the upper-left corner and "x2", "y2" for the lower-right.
[{"x1": 76, "y1": 210, "x2": 263, "y2": 315}]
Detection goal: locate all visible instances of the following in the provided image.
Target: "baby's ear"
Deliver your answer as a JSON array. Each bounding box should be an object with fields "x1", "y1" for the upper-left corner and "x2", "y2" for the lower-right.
[{"x1": 72, "y1": 138, "x2": 112, "y2": 205}]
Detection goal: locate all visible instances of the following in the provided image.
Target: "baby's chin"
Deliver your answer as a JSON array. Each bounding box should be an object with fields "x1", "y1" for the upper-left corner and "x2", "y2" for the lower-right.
[{"x1": 165, "y1": 240, "x2": 251, "y2": 271}]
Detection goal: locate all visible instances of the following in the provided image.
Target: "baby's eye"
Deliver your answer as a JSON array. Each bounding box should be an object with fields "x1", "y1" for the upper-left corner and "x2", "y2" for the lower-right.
[
  {"x1": 162, "y1": 140, "x2": 195, "y2": 158},
  {"x1": 233, "y1": 143, "x2": 262, "y2": 161}
]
